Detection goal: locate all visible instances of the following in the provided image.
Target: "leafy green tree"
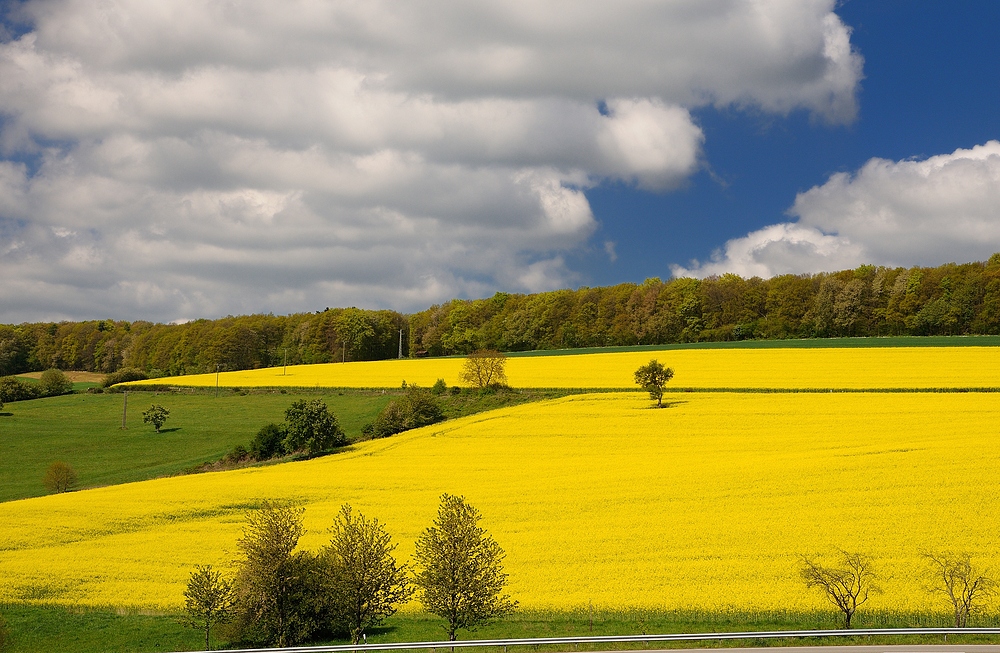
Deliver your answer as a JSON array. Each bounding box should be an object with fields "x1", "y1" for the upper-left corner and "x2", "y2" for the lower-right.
[
  {"x1": 459, "y1": 350, "x2": 508, "y2": 390},
  {"x1": 250, "y1": 423, "x2": 287, "y2": 460},
  {"x1": 369, "y1": 387, "x2": 444, "y2": 439},
  {"x1": 414, "y1": 494, "x2": 516, "y2": 640},
  {"x1": 43, "y1": 461, "x2": 77, "y2": 493},
  {"x1": 184, "y1": 564, "x2": 236, "y2": 650},
  {"x1": 633, "y1": 359, "x2": 674, "y2": 407},
  {"x1": 231, "y1": 501, "x2": 321, "y2": 647},
  {"x1": 319, "y1": 504, "x2": 413, "y2": 643},
  {"x1": 283, "y1": 399, "x2": 346, "y2": 454},
  {"x1": 39, "y1": 368, "x2": 73, "y2": 396},
  {"x1": 142, "y1": 404, "x2": 170, "y2": 432}
]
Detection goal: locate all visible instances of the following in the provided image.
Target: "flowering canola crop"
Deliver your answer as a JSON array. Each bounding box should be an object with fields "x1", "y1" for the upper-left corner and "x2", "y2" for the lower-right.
[
  {"x1": 1, "y1": 391, "x2": 998, "y2": 613},
  {"x1": 128, "y1": 346, "x2": 1000, "y2": 389}
]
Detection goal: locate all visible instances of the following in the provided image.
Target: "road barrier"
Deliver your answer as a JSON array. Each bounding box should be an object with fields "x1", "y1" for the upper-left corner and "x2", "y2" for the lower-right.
[{"x1": 188, "y1": 627, "x2": 1000, "y2": 653}]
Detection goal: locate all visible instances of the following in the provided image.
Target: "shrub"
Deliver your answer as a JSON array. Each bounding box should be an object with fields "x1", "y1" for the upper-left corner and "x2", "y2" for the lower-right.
[
  {"x1": 39, "y1": 368, "x2": 74, "y2": 396},
  {"x1": 431, "y1": 378, "x2": 447, "y2": 395},
  {"x1": 283, "y1": 400, "x2": 346, "y2": 454},
  {"x1": 0, "y1": 376, "x2": 42, "y2": 403},
  {"x1": 44, "y1": 461, "x2": 77, "y2": 493},
  {"x1": 100, "y1": 367, "x2": 149, "y2": 388},
  {"x1": 369, "y1": 387, "x2": 443, "y2": 439},
  {"x1": 250, "y1": 423, "x2": 287, "y2": 460}
]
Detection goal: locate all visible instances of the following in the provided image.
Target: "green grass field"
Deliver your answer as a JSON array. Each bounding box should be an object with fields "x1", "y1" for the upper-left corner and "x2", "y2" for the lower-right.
[
  {"x1": 0, "y1": 389, "x2": 393, "y2": 503},
  {"x1": 2, "y1": 604, "x2": 998, "y2": 653}
]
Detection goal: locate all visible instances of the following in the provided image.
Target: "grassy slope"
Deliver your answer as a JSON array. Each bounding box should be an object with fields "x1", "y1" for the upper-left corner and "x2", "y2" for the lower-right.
[{"x1": 0, "y1": 389, "x2": 392, "y2": 503}]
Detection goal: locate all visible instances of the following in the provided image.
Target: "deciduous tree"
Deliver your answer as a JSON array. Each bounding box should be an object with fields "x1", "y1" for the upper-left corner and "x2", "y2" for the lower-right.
[
  {"x1": 283, "y1": 399, "x2": 346, "y2": 454},
  {"x1": 800, "y1": 551, "x2": 878, "y2": 629},
  {"x1": 633, "y1": 359, "x2": 674, "y2": 407},
  {"x1": 459, "y1": 350, "x2": 508, "y2": 390},
  {"x1": 231, "y1": 501, "x2": 321, "y2": 647},
  {"x1": 142, "y1": 404, "x2": 170, "y2": 432},
  {"x1": 183, "y1": 564, "x2": 236, "y2": 650},
  {"x1": 320, "y1": 504, "x2": 413, "y2": 643},
  {"x1": 414, "y1": 494, "x2": 516, "y2": 640},
  {"x1": 43, "y1": 461, "x2": 77, "y2": 493},
  {"x1": 923, "y1": 551, "x2": 994, "y2": 627}
]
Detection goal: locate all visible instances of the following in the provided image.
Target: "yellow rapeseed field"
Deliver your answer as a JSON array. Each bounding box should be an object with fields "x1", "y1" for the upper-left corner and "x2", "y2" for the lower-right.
[
  {"x1": 128, "y1": 346, "x2": 1000, "y2": 389},
  {"x1": 1, "y1": 391, "x2": 998, "y2": 613}
]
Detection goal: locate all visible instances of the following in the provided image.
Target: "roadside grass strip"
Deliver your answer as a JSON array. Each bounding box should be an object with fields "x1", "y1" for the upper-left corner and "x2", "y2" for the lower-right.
[
  {"x1": 1, "y1": 392, "x2": 998, "y2": 614},
  {"x1": 125, "y1": 346, "x2": 1000, "y2": 390}
]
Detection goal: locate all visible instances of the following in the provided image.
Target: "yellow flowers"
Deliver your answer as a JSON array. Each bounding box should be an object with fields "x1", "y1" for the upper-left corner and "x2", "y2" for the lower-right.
[
  {"x1": 129, "y1": 346, "x2": 1000, "y2": 389},
  {"x1": 2, "y1": 391, "x2": 999, "y2": 614}
]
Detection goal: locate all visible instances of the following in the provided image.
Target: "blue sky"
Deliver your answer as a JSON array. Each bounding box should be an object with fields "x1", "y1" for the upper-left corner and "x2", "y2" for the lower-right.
[
  {"x1": 586, "y1": 0, "x2": 1000, "y2": 285},
  {"x1": 1, "y1": 1, "x2": 998, "y2": 322}
]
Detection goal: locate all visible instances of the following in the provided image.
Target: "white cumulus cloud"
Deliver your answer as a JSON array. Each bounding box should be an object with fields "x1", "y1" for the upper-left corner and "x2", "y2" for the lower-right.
[
  {"x1": 673, "y1": 141, "x2": 1000, "y2": 278},
  {"x1": 0, "y1": 0, "x2": 862, "y2": 321}
]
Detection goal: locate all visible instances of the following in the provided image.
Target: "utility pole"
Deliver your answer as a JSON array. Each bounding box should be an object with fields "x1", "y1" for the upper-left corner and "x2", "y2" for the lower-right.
[
  {"x1": 120, "y1": 390, "x2": 128, "y2": 429},
  {"x1": 216, "y1": 363, "x2": 220, "y2": 398},
  {"x1": 398, "y1": 329, "x2": 404, "y2": 359},
  {"x1": 342, "y1": 343, "x2": 346, "y2": 363},
  {"x1": 283, "y1": 347, "x2": 287, "y2": 376}
]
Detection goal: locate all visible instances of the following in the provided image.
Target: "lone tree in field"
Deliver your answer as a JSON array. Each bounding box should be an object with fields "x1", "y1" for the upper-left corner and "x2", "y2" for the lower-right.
[
  {"x1": 283, "y1": 399, "x2": 346, "y2": 454},
  {"x1": 414, "y1": 494, "x2": 516, "y2": 640},
  {"x1": 231, "y1": 501, "x2": 321, "y2": 647},
  {"x1": 459, "y1": 349, "x2": 508, "y2": 390},
  {"x1": 800, "y1": 551, "x2": 879, "y2": 629},
  {"x1": 43, "y1": 461, "x2": 77, "y2": 493},
  {"x1": 320, "y1": 504, "x2": 413, "y2": 643},
  {"x1": 923, "y1": 551, "x2": 995, "y2": 627},
  {"x1": 39, "y1": 368, "x2": 73, "y2": 396},
  {"x1": 184, "y1": 564, "x2": 236, "y2": 650},
  {"x1": 142, "y1": 404, "x2": 170, "y2": 432},
  {"x1": 634, "y1": 359, "x2": 674, "y2": 407}
]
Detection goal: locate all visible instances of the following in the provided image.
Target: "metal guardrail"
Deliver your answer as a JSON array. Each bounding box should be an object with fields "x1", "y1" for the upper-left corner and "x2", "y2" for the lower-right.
[{"x1": 195, "y1": 627, "x2": 1000, "y2": 653}]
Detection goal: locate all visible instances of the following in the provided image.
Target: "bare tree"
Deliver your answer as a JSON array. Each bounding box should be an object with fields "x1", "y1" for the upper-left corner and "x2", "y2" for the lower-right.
[
  {"x1": 924, "y1": 551, "x2": 994, "y2": 627},
  {"x1": 459, "y1": 350, "x2": 508, "y2": 390},
  {"x1": 800, "y1": 551, "x2": 879, "y2": 628},
  {"x1": 43, "y1": 461, "x2": 77, "y2": 493}
]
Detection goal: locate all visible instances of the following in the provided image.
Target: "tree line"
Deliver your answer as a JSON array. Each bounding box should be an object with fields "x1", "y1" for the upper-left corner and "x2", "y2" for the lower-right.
[
  {"x1": 185, "y1": 494, "x2": 515, "y2": 650},
  {"x1": 6, "y1": 256, "x2": 1000, "y2": 376}
]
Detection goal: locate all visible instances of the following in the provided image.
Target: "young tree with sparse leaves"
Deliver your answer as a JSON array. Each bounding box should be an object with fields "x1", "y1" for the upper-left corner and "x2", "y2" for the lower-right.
[
  {"x1": 183, "y1": 564, "x2": 236, "y2": 650},
  {"x1": 634, "y1": 359, "x2": 674, "y2": 407},
  {"x1": 459, "y1": 350, "x2": 508, "y2": 390},
  {"x1": 319, "y1": 504, "x2": 413, "y2": 643},
  {"x1": 142, "y1": 404, "x2": 169, "y2": 432},
  {"x1": 43, "y1": 461, "x2": 77, "y2": 493},
  {"x1": 414, "y1": 494, "x2": 516, "y2": 640}
]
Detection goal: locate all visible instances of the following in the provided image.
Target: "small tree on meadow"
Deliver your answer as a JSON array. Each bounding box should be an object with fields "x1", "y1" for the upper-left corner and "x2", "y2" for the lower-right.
[
  {"x1": 283, "y1": 399, "x2": 346, "y2": 454},
  {"x1": 800, "y1": 550, "x2": 879, "y2": 629},
  {"x1": 634, "y1": 359, "x2": 674, "y2": 407},
  {"x1": 43, "y1": 461, "x2": 77, "y2": 493},
  {"x1": 39, "y1": 368, "x2": 73, "y2": 396},
  {"x1": 142, "y1": 404, "x2": 170, "y2": 432},
  {"x1": 184, "y1": 564, "x2": 236, "y2": 650},
  {"x1": 459, "y1": 350, "x2": 508, "y2": 390},
  {"x1": 414, "y1": 494, "x2": 516, "y2": 640},
  {"x1": 924, "y1": 551, "x2": 995, "y2": 627},
  {"x1": 319, "y1": 504, "x2": 413, "y2": 643}
]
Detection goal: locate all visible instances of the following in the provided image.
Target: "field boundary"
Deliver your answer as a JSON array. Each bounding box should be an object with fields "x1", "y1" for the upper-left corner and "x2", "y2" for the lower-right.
[{"x1": 189, "y1": 628, "x2": 1000, "y2": 653}]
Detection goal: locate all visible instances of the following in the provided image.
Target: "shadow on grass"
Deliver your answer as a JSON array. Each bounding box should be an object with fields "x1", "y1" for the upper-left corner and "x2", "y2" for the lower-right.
[
  {"x1": 155, "y1": 427, "x2": 182, "y2": 433},
  {"x1": 0, "y1": 412, "x2": 12, "y2": 417}
]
